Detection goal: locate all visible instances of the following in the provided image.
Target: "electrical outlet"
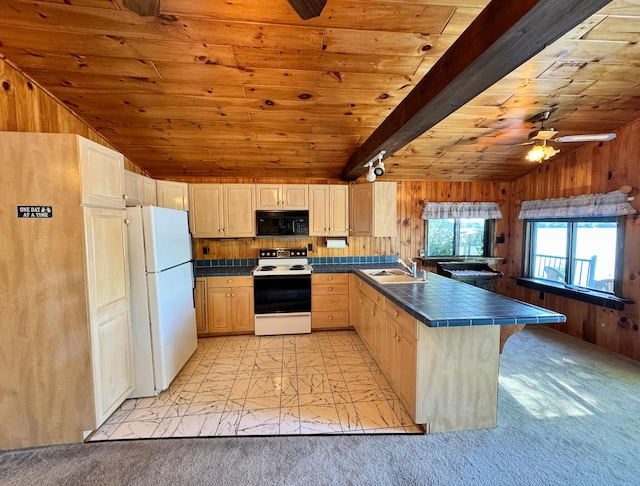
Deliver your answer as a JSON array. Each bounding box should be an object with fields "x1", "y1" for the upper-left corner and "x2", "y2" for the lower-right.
[
  {"x1": 202, "y1": 247, "x2": 209, "y2": 255},
  {"x1": 307, "y1": 243, "x2": 313, "y2": 252}
]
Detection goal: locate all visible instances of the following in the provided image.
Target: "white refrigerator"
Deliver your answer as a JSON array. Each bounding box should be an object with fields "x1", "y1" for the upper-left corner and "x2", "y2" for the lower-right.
[{"x1": 126, "y1": 205, "x2": 198, "y2": 398}]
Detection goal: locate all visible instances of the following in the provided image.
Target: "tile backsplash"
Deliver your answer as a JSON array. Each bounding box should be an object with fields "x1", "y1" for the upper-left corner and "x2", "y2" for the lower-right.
[{"x1": 196, "y1": 255, "x2": 399, "y2": 267}]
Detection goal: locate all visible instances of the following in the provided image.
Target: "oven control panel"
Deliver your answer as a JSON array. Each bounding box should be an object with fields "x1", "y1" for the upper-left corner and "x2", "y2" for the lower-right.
[{"x1": 259, "y1": 248, "x2": 307, "y2": 259}]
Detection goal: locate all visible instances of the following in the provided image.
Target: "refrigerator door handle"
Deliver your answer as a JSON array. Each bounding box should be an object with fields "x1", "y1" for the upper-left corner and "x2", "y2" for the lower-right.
[{"x1": 190, "y1": 260, "x2": 196, "y2": 308}]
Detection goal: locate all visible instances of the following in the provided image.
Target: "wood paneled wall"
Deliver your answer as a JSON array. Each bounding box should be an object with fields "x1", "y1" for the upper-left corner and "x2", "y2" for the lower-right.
[
  {"x1": 504, "y1": 118, "x2": 640, "y2": 361},
  {"x1": 0, "y1": 58, "x2": 145, "y2": 174}
]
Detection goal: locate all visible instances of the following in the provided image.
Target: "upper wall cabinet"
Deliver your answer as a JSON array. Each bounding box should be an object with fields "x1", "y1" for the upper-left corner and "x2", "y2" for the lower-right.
[
  {"x1": 78, "y1": 137, "x2": 125, "y2": 209},
  {"x1": 124, "y1": 170, "x2": 143, "y2": 206},
  {"x1": 189, "y1": 184, "x2": 255, "y2": 238},
  {"x1": 142, "y1": 176, "x2": 157, "y2": 206},
  {"x1": 156, "y1": 180, "x2": 189, "y2": 211},
  {"x1": 255, "y1": 184, "x2": 308, "y2": 210},
  {"x1": 124, "y1": 171, "x2": 157, "y2": 206},
  {"x1": 309, "y1": 185, "x2": 349, "y2": 237},
  {"x1": 349, "y1": 182, "x2": 397, "y2": 237}
]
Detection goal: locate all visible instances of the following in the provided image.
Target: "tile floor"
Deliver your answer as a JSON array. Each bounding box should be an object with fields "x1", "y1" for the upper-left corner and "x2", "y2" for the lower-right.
[{"x1": 89, "y1": 330, "x2": 423, "y2": 440}]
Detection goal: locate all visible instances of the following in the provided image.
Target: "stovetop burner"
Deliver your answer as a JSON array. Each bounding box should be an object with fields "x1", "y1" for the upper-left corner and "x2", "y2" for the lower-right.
[{"x1": 254, "y1": 247, "x2": 312, "y2": 276}]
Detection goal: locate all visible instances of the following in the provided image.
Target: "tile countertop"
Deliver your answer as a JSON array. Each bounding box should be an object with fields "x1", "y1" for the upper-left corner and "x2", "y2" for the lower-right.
[{"x1": 196, "y1": 263, "x2": 567, "y2": 328}]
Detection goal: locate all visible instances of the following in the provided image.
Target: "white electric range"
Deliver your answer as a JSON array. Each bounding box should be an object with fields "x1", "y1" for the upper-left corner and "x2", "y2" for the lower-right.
[{"x1": 252, "y1": 248, "x2": 312, "y2": 335}]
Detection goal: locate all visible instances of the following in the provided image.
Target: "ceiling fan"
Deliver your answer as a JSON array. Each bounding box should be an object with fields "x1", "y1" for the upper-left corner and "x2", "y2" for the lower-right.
[
  {"x1": 519, "y1": 111, "x2": 616, "y2": 163},
  {"x1": 122, "y1": 0, "x2": 328, "y2": 20}
]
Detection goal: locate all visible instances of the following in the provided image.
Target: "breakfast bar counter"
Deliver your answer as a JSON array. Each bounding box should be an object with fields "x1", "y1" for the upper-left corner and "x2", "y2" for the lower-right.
[{"x1": 330, "y1": 266, "x2": 565, "y2": 434}]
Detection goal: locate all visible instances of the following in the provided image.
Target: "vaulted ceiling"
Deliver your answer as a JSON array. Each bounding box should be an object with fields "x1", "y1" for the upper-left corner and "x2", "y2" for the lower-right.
[{"x1": 1, "y1": 0, "x2": 639, "y2": 181}]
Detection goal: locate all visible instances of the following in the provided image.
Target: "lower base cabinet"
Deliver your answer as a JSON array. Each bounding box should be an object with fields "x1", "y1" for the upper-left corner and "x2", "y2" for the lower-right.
[
  {"x1": 311, "y1": 273, "x2": 350, "y2": 329},
  {"x1": 196, "y1": 276, "x2": 254, "y2": 335},
  {"x1": 352, "y1": 274, "x2": 500, "y2": 433}
]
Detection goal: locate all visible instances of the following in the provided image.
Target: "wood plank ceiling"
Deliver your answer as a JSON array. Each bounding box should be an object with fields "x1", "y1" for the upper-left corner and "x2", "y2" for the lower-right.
[{"x1": 0, "y1": 0, "x2": 639, "y2": 181}]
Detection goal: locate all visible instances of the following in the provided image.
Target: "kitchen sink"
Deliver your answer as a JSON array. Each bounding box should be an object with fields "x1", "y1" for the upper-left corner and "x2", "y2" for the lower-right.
[{"x1": 358, "y1": 268, "x2": 427, "y2": 284}]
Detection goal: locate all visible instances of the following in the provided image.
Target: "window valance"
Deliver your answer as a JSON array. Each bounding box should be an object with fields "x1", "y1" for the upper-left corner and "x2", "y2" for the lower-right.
[
  {"x1": 421, "y1": 202, "x2": 502, "y2": 220},
  {"x1": 518, "y1": 190, "x2": 636, "y2": 220}
]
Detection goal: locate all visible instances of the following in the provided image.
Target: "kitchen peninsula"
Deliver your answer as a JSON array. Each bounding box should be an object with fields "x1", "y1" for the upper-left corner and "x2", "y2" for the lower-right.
[{"x1": 196, "y1": 260, "x2": 566, "y2": 434}]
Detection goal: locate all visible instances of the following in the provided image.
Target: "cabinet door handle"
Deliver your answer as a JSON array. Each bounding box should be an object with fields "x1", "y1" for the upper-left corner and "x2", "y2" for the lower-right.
[
  {"x1": 124, "y1": 219, "x2": 130, "y2": 225},
  {"x1": 226, "y1": 293, "x2": 231, "y2": 297},
  {"x1": 123, "y1": 194, "x2": 128, "y2": 200},
  {"x1": 328, "y1": 287, "x2": 333, "y2": 291},
  {"x1": 328, "y1": 315, "x2": 333, "y2": 320},
  {"x1": 228, "y1": 279, "x2": 233, "y2": 283}
]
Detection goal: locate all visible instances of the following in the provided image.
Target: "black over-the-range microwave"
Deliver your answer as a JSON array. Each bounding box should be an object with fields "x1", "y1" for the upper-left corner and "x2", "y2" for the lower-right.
[{"x1": 256, "y1": 210, "x2": 309, "y2": 237}]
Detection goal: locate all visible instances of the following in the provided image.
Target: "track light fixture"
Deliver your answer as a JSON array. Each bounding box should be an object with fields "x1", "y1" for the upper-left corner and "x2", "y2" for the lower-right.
[{"x1": 363, "y1": 151, "x2": 386, "y2": 182}]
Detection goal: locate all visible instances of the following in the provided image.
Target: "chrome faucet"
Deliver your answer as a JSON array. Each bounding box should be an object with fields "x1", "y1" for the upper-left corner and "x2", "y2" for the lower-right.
[
  {"x1": 407, "y1": 257, "x2": 418, "y2": 278},
  {"x1": 397, "y1": 257, "x2": 418, "y2": 278}
]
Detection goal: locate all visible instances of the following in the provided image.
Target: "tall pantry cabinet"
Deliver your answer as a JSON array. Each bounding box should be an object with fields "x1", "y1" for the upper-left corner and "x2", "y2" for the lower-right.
[{"x1": 0, "y1": 132, "x2": 134, "y2": 449}]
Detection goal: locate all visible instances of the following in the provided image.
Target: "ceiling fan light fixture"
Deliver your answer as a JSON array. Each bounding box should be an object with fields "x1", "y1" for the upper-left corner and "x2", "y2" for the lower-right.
[{"x1": 526, "y1": 142, "x2": 559, "y2": 163}]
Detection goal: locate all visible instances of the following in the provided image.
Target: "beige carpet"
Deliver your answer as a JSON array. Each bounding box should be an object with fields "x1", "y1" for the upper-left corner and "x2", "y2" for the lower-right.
[{"x1": 1, "y1": 326, "x2": 639, "y2": 486}]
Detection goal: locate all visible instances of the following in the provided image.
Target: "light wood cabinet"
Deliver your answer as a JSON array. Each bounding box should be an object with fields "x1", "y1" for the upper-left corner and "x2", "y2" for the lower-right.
[
  {"x1": 204, "y1": 276, "x2": 254, "y2": 334},
  {"x1": 124, "y1": 171, "x2": 157, "y2": 206},
  {"x1": 311, "y1": 273, "x2": 350, "y2": 329},
  {"x1": 189, "y1": 183, "x2": 255, "y2": 238},
  {"x1": 124, "y1": 170, "x2": 144, "y2": 206},
  {"x1": 309, "y1": 185, "x2": 349, "y2": 236},
  {"x1": 142, "y1": 176, "x2": 157, "y2": 205},
  {"x1": 156, "y1": 180, "x2": 189, "y2": 210},
  {"x1": 256, "y1": 183, "x2": 308, "y2": 209},
  {"x1": 189, "y1": 184, "x2": 223, "y2": 237},
  {"x1": 349, "y1": 181, "x2": 397, "y2": 237},
  {"x1": 1, "y1": 132, "x2": 132, "y2": 449},
  {"x1": 384, "y1": 302, "x2": 417, "y2": 417},
  {"x1": 353, "y1": 276, "x2": 418, "y2": 421},
  {"x1": 79, "y1": 137, "x2": 126, "y2": 208},
  {"x1": 83, "y1": 207, "x2": 134, "y2": 425}
]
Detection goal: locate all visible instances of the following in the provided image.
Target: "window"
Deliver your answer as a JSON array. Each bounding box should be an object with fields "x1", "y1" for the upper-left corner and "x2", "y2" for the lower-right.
[
  {"x1": 524, "y1": 217, "x2": 623, "y2": 294},
  {"x1": 426, "y1": 218, "x2": 492, "y2": 257}
]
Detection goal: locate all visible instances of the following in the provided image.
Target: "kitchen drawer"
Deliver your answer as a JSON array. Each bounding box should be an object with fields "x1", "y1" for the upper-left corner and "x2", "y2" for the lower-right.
[
  {"x1": 206, "y1": 276, "x2": 253, "y2": 288},
  {"x1": 312, "y1": 283, "x2": 349, "y2": 295},
  {"x1": 312, "y1": 293, "x2": 349, "y2": 311},
  {"x1": 385, "y1": 298, "x2": 418, "y2": 340},
  {"x1": 312, "y1": 273, "x2": 349, "y2": 285},
  {"x1": 312, "y1": 310, "x2": 350, "y2": 329},
  {"x1": 359, "y1": 279, "x2": 385, "y2": 308}
]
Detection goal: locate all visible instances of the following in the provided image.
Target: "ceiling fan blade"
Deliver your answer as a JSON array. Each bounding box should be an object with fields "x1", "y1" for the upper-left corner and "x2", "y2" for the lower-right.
[
  {"x1": 482, "y1": 141, "x2": 534, "y2": 153},
  {"x1": 555, "y1": 133, "x2": 616, "y2": 143},
  {"x1": 286, "y1": 0, "x2": 327, "y2": 20}
]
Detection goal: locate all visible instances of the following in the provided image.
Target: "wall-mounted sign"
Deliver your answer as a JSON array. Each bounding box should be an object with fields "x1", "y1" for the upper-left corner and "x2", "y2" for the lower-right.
[{"x1": 17, "y1": 206, "x2": 53, "y2": 218}]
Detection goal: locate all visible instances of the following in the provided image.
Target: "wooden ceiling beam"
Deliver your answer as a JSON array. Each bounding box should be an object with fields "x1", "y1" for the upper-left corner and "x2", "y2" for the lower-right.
[
  {"x1": 286, "y1": 0, "x2": 327, "y2": 20},
  {"x1": 340, "y1": 0, "x2": 613, "y2": 181},
  {"x1": 122, "y1": 0, "x2": 160, "y2": 17}
]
